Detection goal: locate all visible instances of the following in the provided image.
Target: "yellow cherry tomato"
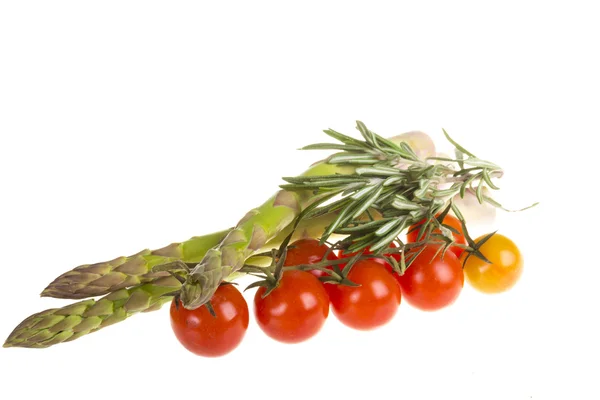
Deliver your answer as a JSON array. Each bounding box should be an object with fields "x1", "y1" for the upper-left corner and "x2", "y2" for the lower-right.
[{"x1": 461, "y1": 233, "x2": 523, "y2": 294}]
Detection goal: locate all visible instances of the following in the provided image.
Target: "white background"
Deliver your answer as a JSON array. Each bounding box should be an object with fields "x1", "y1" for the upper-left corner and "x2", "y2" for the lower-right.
[{"x1": 0, "y1": 1, "x2": 597, "y2": 399}]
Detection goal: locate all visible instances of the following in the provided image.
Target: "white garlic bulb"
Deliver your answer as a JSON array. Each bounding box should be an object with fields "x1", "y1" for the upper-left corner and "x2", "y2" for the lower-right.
[
  {"x1": 388, "y1": 131, "x2": 436, "y2": 159},
  {"x1": 452, "y1": 187, "x2": 497, "y2": 226}
]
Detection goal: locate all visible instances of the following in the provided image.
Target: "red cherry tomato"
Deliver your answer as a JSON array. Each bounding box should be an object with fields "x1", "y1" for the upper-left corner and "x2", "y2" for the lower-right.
[
  {"x1": 407, "y1": 214, "x2": 467, "y2": 258},
  {"x1": 328, "y1": 260, "x2": 401, "y2": 330},
  {"x1": 395, "y1": 245, "x2": 464, "y2": 311},
  {"x1": 284, "y1": 238, "x2": 339, "y2": 279},
  {"x1": 254, "y1": 270, "x2": 329, "y2": 343},
  {"x1": 170, "y1": 284, "x2": 249, "y2": 357}
]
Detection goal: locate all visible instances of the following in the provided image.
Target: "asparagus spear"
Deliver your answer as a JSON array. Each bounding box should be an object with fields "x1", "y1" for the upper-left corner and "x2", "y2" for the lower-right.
[
  {"x1": 41, "y1": 230, "x2": 230, "y2": 299},
  {"x1": 4, "y1": 276, "x2": 180, "y2": 348},
  {"x1": 41, "y1": 210, "x2": 343, "y2": 299}
]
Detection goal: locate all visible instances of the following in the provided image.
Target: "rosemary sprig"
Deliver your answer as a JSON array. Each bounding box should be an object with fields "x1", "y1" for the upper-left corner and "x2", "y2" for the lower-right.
[{"x1": 280, "y1": 121, "x2": 507, "y2": 259}]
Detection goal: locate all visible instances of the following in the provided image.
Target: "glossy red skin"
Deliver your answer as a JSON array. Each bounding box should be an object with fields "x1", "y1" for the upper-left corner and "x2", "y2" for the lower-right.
[
  {"x1": 284, "y1": 238, "x2": 339, "y2": 279},
  {"x1": 395, "y1": 245, "x2": 464, "y2": 311},
  {"x1": 338, "y1": 243, "x2": 399, "y2": 273},
  {"x1": 254, "y1": 270, "x2": 330, "y2": 344},
  {"x1": 170, "y1": 284, "x2": 249, "y2": 357},
  {"x1": 407, "y1": 214, "x2": 466, "y2": 258},
  {"x1": 328, "y1": 261, "x2": 402, "y2": 331}
]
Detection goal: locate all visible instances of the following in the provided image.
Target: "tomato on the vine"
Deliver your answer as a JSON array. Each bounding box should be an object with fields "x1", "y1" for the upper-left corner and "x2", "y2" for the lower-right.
[
  {"x1": 328, "y1": 260, "x2": 401, "y2": 330},
  {"x1": 170, "y1": 284, "x2": 249, "y2": 357},
  {"x1": 284, "y1": 238, "x2": 338, "y2": 279},
  {"x1": 407, "y1": 214, "x2": 466, "y2": 258},
  {"x1": 254, "y1": 270, "x2": 329, "y2": 343},
  {"x1": 461, "y1": 233, "x2": 523, "y2": 294},
  {"x1": 395, "y1": 245, "x2": 463, "y2": 311}
]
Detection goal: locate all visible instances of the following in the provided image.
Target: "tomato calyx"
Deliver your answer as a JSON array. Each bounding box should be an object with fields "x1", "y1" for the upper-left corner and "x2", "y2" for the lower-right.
[
  {"x1": 459, "y1": 230, "x2": 497, "y2": 266},
  {"x1": 241, "y1": 247, "x2": 288, "y2": 298},
  {"x1": 323, "y1": 250, "x2": 366, "y2": 288},
  {"x1": 338, "y1": 241, "x2": 405, "y2": 275},
  {"x1": 407, "y1": 208, "x2": 469, "y2": 256}
]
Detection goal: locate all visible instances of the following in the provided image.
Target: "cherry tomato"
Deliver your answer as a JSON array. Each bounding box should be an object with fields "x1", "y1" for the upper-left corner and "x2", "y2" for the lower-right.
[
  {"x1": 284, "y1": 238, "x2": 338, "y2": 279},
  {"x1": 328, "y1": 260, "x2": 401, "y2": 330},
  {"x1": 170, "y1": 284, "x2": 249, "y2": 357},
  {"x1": 338, "y1": 243, "x2": 399, "y2": 273},
  {"x1": 254, "y1": 270, "x2": 329, "y2": 343},
  {"x1": 407, "y1": 214, "x2": 466, "y2": 258},
  {"x1": 461, "y1": 233, "x2": 523, "y2": 294},
  {"x1": 395, "y1": 245, "x2": 463, "y2": 311}
]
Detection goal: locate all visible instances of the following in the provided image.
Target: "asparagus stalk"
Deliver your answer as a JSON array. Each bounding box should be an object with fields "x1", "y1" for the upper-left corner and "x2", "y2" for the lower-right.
[
  {"x1": 41, "y1": 230, "x2": 230, "y2": 299},
  {"x1": 41, "y1": 210, "x2": 343, "y2": 300},
  {"x1": 4, "y1": 276, "x2": 181, "y2": 348}
]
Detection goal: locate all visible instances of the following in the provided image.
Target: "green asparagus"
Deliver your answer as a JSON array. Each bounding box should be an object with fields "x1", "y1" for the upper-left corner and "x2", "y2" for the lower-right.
[
  {"x1": 41, "y1": 210, "x2": 344, "y2": 300},
  {"x1": 41, "y1": 230, "x2": 231, "y2": 299},
  {"x1": 4, "y1": 276, "x2": 180, "y2": 348}
]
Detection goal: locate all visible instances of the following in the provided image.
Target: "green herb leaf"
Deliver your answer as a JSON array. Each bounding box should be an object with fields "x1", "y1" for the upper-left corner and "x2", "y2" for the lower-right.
[{"x1": 442, "y1": 128, "x2": 476, "y2": 158}]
